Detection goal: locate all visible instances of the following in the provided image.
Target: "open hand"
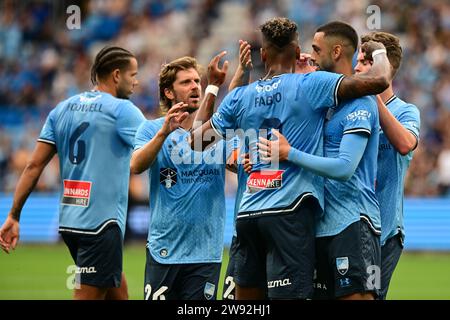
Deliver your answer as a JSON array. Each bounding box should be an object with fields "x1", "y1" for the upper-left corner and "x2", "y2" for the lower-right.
[
  {"x1": 207, "y1": 51, "x2": 229, "y2": 86},
  {"x1": 0, "y1": 216, "x2": 20, "y2": 254},
  {"x1": 161, "y1": 102, "x2": 189, "y2": 136}
]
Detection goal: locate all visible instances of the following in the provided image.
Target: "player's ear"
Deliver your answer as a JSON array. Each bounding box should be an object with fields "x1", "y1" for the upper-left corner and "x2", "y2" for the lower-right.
[
  {"x1": 112, "y1": 68, "x2": 121, "y2": 84},
  {"x1": 332, "y1": 45, "x2": 342, "y2": 61},
  {"x1": 296, "y1": 46, "x2": 301, "y2": 60},
  {"x1": 164, "y1": 87, "x2": 174, "y2": 100}
]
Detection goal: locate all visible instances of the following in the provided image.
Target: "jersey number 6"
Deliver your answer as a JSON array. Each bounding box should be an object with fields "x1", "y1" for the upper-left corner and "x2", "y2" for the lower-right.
[{"x1": 69, "y1": 122, "x2": 90, "y2": 165}]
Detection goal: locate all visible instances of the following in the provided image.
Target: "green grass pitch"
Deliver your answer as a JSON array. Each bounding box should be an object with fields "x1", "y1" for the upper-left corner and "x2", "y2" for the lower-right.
[{"x1": 0, "y1": 243, "x2": 449, "y2": 300}]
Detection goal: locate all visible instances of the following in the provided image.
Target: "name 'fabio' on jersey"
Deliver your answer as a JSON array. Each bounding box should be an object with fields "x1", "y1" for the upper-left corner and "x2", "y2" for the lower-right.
[
  {"x1": 38, "y1": 91, "x2": 145, "y2": 236},
  {"x1": 210, "y1": 71, "x2": 344, "y2": 219}
]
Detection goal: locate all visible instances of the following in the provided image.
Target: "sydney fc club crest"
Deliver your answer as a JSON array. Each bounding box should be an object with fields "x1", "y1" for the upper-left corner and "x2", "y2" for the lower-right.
[
  {"x1": 336, "y1": 257, "x2": 349, "y2": 275},
  {"x1": 160, "y1": 168, "x2": 177, "y2": 188},
  {"x1": 204, "y1": 282, "x2": 216, "y2": 300}
]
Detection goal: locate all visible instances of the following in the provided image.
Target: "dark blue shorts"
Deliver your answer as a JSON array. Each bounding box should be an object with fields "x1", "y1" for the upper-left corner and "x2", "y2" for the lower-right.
[
  {"x1": 144, "y1": 249, "x2": 221, "y2": 300},
  {"x1": 61, "y1": 223, "x2": 122, "y2": 288},
  {"x1": 379, "y1": 233, "x2": 403, "y2": 300},
  {"x1": 313, "y1": 219, "x2": 381, "y2": 299},
  {"x1": 234, "y1": 197, "x2": 318, "y2": 299}
]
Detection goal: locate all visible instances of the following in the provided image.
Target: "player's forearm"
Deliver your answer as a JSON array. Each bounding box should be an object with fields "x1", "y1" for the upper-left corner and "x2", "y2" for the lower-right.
[
  {"x1": 287, "y1": 148, "x2": 356, "y2": 181},
  {"x1": 338, "y1": 53, "x2": 390, "y2": 101},
  {"x1": 131, "y1": 131, "x2": 167, "y2": 174},
  {"x1": 287, "y1": 134, "x2": 367, "y2": 181},
  {"x1": 377, "y1": 97, "x2": 417, "y2": 155},
  {"x1": 190, "y1": 121, "x2": 220, "y2": 151},
  {"x1": 229, "y1": 66, "x2": 250, "y2": 92},
  {"x1": 192, "y1": 92, "x2": 217, "y2": 130},
  {"x1": 10, "y1": 164, "x2": 45, "y2": 221}
]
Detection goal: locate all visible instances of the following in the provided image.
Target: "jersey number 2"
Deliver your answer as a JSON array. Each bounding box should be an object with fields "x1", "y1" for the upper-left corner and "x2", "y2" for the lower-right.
[{"x1": 69, "y1": 122, "x2": 89, "y2": 165}]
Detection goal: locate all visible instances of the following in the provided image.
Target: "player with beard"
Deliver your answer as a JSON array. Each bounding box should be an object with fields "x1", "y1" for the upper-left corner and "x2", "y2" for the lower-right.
[{"x1": 131, "y1": 53, "x2": 240, "y2": 300}]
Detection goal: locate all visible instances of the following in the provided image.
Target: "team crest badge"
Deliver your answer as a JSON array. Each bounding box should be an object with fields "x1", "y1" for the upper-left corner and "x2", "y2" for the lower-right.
[
  {"x1": 204, "y1": 282, "x2": 216, "y2": 300},
  {"x1": 336, "y1": 257, "x2": 349, "y2": 275},
  {"x1": 160, "y1": 168, "x2": 177, "y2": 188}
]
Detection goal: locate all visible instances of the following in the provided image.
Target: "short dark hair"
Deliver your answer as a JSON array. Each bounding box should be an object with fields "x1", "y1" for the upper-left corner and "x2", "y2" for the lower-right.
[
  {"x1": 316, "y1": 21, "x2": 358, "y2": 55},
  {"x1": 260, "y1": 17, "x2": 299, "y2": 49},
  {"x1": 90, "y1": 46, "x2": 135, "y2": 85},
  {"x1": 361, "y1": 32, "x2": 402, "y2": 79},
  {"x1": 158, "y1": 56, "x2": 201, "y2": 113}
]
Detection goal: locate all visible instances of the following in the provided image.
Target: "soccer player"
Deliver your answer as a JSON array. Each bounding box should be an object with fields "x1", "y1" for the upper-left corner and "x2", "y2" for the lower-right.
[
  {"x1": 130, "y1": 53, "x2": 236, "y2": 300},
  {"x1": 190, "y1": 17, "x2": 391, "y2": 300},
  {"x1": 258, "y1": 21, "x2": 383, "y2": 300},
  {"x1": 354, "y1": 32, "x2": 420, "y2": 300},
  {"x1": 0, "y1": 46, "x2": 146, "y2": 300},
  {"x1": 222, "y1": 40, "x2": 254, "y2": 300}
]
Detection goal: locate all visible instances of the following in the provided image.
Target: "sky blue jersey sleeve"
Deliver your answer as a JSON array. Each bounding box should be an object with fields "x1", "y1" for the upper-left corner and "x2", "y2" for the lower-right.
[
  {"x1": 300, "y1": 71, "x2": 345, "y2": 111},
  {"x1": 210, "y1": 88, "x2": 241, "y2": 140},
  {"x1": 398, "y1": 103, "x2": 421, "y2": 142},
  {"x1": 38, "y1": 108, "x2": 57, "y2": 145},
  {"x1": 342, "y1": 97, "x2": 378, "y2": 136},
  {"x1": 134, "y1": 120, "x2": 159, "y2": 150},
  {"x1": 116, "y1": 101, "x2": 146, "y2": 148},
  {"x1": 287, "y1": 133, "x2": 368, "y2": 181}
]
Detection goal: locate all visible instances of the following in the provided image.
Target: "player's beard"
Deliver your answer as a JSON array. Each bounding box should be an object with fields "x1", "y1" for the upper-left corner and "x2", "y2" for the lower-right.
[
  {"x1": 174, "y1": 93, "x2": 200, "y2": 114},
  {"x1": 116, "y1": 83, "x2": 132, "y2": 100}
]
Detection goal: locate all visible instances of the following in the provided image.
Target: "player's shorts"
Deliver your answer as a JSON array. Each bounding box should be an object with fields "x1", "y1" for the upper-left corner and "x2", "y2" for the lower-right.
[
  {"x1": 379, "y1": 233, "x2": 403, "y2": 300},
  {"x1": 313, "y1": 218, "x2": 381, "y2": 299},
  {"x1": 61, "y1": 223, "x2": 122, "y2": 288},
  {"x1": 144, "y1": 249, "x2": 221, "y2": 300},
  {"x1": 222, "y1": 235, "x2": 238, "y2": 300},
  {"x1": 234, "y1": 197, "x2": 318, "y2": 299}
]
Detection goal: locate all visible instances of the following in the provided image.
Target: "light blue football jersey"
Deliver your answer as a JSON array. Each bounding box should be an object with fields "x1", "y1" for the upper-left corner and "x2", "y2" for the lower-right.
[
  {"x1": 38, "y1": 91, "x2": 145, "y2": 236},
  {"x1": 135, "y1": 117, "x2": 237, "y2": 264},
  {"x1": 210, "y1": 71, "x2": 344, "y2": 218},
  {"x1": 376, "y1": 95, "x2": 420, "y2": 245},
  {"x1": 316, "y1": 96, "x2": 381, "y2": 237}
]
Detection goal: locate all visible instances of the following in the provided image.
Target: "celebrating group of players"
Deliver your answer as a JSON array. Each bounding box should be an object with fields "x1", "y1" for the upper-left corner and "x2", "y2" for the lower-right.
[{"x1": 0, "y1": 16, "x2": 420, "y2": 301}]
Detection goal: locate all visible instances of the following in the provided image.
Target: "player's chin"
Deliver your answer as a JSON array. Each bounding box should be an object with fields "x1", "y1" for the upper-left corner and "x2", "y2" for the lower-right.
[{"x1": 185, "y1": 106, "x2": 198, "y2": 114}]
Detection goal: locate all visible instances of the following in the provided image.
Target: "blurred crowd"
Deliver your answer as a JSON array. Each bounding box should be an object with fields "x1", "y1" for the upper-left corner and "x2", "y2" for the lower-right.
[{"x1": 0, "y1": 0, "x2": 449, "y2": 201}]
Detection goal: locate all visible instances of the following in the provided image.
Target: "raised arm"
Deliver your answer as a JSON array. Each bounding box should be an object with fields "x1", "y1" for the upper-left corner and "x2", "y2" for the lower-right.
[
  {"x1": 131, "y1": 103, "x2": 188, "y2": 174},
  {"x1": 0, "y1": 141, "x2": 56, "y2": 253},
  {"x1": 337, "y1": 41, "x2": 391, "y2": 101},
  {"x1": 192, "y1": 51, "x2": 228, "y2": 129},
  {"x1": 229, "y1": 40, "x2": 253, "y2": 91}
]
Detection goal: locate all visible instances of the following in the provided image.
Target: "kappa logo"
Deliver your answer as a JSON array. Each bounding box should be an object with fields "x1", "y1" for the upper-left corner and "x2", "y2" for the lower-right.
[
  {"x1": 160, "y1": 168, "x2": 177, "y2": 188},
  {"x1": 336, "y1": 257, "x2": 349, "y2": 275},
  {"x1": 204, "y1": 282, "x2": 216, "y2": 300}
]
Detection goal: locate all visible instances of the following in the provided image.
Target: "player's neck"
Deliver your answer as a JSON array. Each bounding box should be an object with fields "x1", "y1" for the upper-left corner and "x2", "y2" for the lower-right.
[
  {"x1": 96, "y1": 83, "x2": 117, "y2": 97},
  {"x1": 379, "y1": 84, "x2": 395, "y2": 103},
  {"x1": 181, "y1": 112, "x2": 196, "y2": 131},
  {"x1": 334, "y1": 60, "x2": 352, "y2": 77},
  {"x1": 263, "y1": 61, "x2": 294, "y2": 79}
]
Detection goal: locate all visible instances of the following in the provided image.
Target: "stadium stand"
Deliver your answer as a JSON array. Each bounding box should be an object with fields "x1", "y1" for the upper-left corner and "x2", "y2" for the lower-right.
[{"x1": 1, "y1": 0, "x2": 449, "y2": 244}]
